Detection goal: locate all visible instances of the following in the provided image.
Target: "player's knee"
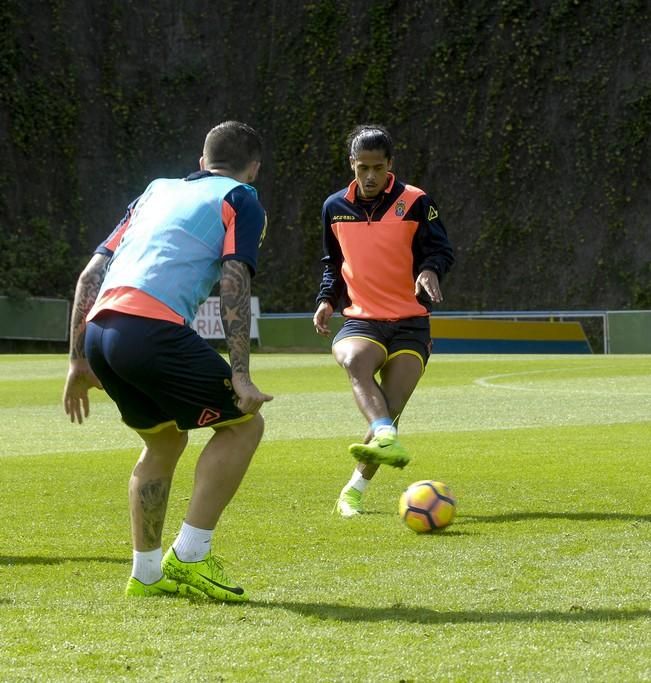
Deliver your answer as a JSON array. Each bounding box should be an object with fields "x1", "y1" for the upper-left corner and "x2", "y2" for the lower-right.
[
  {"x1": 233, "y1": 412, "x2": 264, "y2": 448},
  {"x1": 248, "y1": 412, "x2": 265, "y2": 442},
  {"x1": 139, "y1": 426, "x2": 187, "y2": 464},
  {"x1": 339, "y1": 352, "x2": 374, "y2": 379},
  {"x1": 162, "y1": 428, "x2": 188, "y2": 460}
]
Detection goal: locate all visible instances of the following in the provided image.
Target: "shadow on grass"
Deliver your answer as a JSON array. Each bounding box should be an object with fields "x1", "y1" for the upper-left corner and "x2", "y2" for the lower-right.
[
  {"x1": 0, "y1": 556, "x2": 128, "y2": 566},
  {"x1": 253, "y1": 601, "x2": 651, "y2": 624},
  {"x1": 463, "y1": 512, "x2": 651, "y2": 523}
]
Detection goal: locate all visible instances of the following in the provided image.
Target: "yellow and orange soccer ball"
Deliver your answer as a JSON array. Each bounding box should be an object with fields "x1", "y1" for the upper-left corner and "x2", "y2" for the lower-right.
[{"x1": 399, "y1": 480, "x2": 457, "y2": 533}]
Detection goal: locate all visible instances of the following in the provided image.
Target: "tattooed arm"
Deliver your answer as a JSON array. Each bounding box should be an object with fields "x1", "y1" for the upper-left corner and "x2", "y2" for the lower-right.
[
  {"x1": 62, "y1": 254, "x2": 109, "y2": 423},
  {"x1": 220, "y1": 259, "x2": 273, "y2": 414},
  {"x1": 69, "y1": 254, "x2": 110, "y2": 359},
  {"x1": 220, "y1": 259, "x2": 253, "y2": 376}
]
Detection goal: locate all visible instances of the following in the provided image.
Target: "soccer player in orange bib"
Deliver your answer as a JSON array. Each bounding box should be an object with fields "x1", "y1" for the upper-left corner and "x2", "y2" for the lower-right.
[{"x1": 313, "y1": 125, "x2": 455, "y2": 517}]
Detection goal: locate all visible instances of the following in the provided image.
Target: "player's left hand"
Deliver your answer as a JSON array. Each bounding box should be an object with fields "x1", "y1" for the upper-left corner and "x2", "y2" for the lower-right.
[
  {"x1": 63, "y1": 359, "x2": 103, "y2": 424},
  {"x1": 415, "y1": 269, "x2": 443, "y2": 303}
]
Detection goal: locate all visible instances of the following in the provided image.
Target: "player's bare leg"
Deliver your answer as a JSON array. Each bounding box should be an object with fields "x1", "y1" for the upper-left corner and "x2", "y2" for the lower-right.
[
  {"x1": 185, "y1": 413, "x2": 264, "y2": 529},
  {"x1": 346, "y1": 348, "x2": 423, "y2": 467},
  {"x1": 130, "y1": 424, "x2": 189, "y2": 551},
  {"x1": 378, "y1": 351, "x2": 424, "y2": 427},
  {"x1": 333, "y1": 337, "x2": 389, "y2": 423},
  {"x1": 124, "y1": 424, "x2": 190, "y2": 596},
  {"x1": 161, "y1": 413, "x2": 265, "y2": 602},
  {"x1": 336, "y1": 352, "x2": 423, "y2": 515}
]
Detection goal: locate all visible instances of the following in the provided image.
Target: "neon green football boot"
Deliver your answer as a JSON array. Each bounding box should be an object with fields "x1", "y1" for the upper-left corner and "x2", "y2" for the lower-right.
[
  {"x1": 334, "y1": 486, "x2": 363, "y2": 518},
  {"x1": 162, "y1": 548, "x2": 249, "y2": 602},
  {"x1": 348, "y1": 432, "x2": 410, "y2": 468},
  {"x1": 124, "y1": 575, "x2": 203, "y2": 598}
]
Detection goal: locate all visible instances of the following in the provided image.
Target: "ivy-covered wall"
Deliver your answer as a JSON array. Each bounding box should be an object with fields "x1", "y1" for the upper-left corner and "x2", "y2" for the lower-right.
[{"x1": 1, "y1": 0, "x2": 649, "y2": 312}]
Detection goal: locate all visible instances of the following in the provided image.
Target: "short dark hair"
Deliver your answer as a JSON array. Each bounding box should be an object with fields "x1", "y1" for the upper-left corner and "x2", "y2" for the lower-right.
[
  {"x1": 347, "y1": 124, "x2": 393, "y2": 161},
  {"x1": 203, "y1": 121, "x2": 263, "y2": 173}
]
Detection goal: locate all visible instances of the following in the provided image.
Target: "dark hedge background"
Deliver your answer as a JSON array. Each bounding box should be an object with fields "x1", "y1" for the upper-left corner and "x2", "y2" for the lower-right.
[{"x1": 1, "y1": 0, "x2": 649, "y2": 312}]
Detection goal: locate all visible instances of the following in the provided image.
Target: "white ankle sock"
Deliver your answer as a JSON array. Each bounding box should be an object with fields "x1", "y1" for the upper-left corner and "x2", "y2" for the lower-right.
[
  {"x1": 172, "y1": 522, "x2": 213, "y2": 562},
  {"x1": 374, "y1": 424, "x2": 397, "y2": 437},
  {"x1": 132, "y1": 548, "x2": 163, "y2": 584},
  {"x1": 346, "y1": 469, "x2": 370, "y2": 493}
]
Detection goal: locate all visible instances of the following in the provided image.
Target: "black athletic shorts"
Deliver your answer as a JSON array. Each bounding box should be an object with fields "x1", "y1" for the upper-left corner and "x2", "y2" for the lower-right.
[
  {"x1": 332, "y1": 316, "x2": 432, "y2": 369},
  {"x1": 85, "y1": 311, "x2": 252, "y2": 432}
]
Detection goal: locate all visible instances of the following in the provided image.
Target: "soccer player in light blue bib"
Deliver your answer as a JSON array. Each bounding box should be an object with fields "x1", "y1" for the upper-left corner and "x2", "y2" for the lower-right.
[{"x1": 63, "y1": 122, "x2": 273, "y2": 601}]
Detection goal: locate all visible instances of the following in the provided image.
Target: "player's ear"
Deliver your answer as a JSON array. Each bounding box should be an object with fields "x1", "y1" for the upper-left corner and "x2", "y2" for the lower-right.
[
  {"x1": 199, "y1": 156, "x2": 206, "y2": 170},
  {"x1": 387, "y1": 158, "x2": 393, "y2": 171},
  {"x1": 349, "y1": 156, "x2": 356, "y2": 171},
  {"x1": 247, "y1": 160, "x2": 261, "y2": 183}
]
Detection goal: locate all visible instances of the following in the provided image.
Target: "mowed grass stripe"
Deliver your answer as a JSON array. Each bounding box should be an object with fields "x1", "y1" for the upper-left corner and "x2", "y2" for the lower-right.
[{"x1": 2, "y1": 354, "x2": 650, "y2": 457}]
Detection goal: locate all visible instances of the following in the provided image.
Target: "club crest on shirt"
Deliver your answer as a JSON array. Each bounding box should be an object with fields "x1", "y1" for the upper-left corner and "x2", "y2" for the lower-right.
[{"x1": 395, "y1": 200, "x2": 406, "y2": 217}]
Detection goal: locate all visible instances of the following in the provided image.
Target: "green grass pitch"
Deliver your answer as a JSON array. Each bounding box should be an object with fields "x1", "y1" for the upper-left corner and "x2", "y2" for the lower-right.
[{"x1": 1, "y1": 353, "x2": 650, "y2": 681}]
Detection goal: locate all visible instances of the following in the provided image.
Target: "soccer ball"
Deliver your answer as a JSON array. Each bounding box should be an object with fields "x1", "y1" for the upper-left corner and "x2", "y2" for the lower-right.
[{"x1": 399, "y1": 480, "x2": 456, "y2": 533}]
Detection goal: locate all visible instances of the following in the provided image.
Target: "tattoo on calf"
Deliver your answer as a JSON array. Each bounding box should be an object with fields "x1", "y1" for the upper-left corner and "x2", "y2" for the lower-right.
[{"x1": 138, "y1": 478, "x2": 171, "y2": 546}]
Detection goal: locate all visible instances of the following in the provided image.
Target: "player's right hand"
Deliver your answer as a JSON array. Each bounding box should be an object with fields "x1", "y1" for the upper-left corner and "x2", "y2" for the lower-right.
[
  {"x1": 313, "y1": 301, "x2": 333, "y2": 336},
  {"x1": 63, "y1": 360, "x2": 103, "y2": 424}
]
